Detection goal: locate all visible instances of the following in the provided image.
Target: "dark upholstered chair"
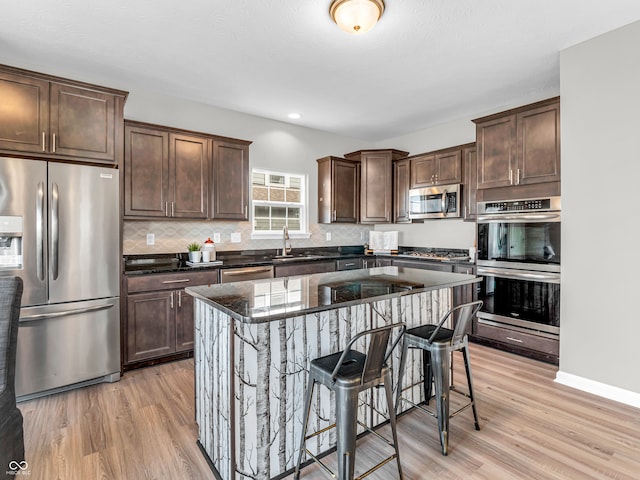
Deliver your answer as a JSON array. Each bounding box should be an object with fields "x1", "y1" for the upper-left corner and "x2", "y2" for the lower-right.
[{"x1": 0, "y1": 276, "x2": 25, "y2": 472}]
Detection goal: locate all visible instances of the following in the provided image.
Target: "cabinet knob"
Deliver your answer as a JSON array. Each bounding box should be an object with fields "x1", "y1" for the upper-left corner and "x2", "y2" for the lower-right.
[
  {"x1": 42, "y1": 132, "x2": 46, "y2": 152},
  {"x1": 509, "y1": 169, "x2": 513, "y2": 185},
  {"x1": 165, "y1": 201, "x2": 169, "y2": 217},
  {"x1": 52, "y1": 133, "x2": 56, "y2": 153},
  {"x1": 170, "y1": 291, "x2": 174, "y2": 309}
]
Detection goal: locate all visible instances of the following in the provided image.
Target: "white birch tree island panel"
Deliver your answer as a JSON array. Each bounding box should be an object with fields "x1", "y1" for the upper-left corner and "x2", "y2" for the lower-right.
[{"x1": 187, "y1": 266, "x2": 478, "y2": 480}]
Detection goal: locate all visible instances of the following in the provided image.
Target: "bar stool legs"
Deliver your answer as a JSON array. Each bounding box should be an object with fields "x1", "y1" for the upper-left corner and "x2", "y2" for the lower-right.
[{"x1": 395, "y1": 301, "x2": 483, "y2": 456}]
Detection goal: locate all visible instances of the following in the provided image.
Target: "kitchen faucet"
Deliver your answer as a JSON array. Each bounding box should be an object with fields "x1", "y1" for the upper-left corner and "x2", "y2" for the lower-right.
[{"x1": 282, "y1": 225, "x2": 292, "y2": 256}]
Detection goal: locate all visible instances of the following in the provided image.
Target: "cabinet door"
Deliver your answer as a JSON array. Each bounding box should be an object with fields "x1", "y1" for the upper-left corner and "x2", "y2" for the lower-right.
[
  {"x1": 476, "y1": 115, "x2": 516, "y2": 189},
  {"x1": 124, "y1": 125, "x2": 170, "y2": 218},
  {"x1": 126, "y1": 291, "x2": 175, "y2": 363},
  {"x1": 211, "y1": 140, "x2": 249, "y2": 220},
  {"x1": 175, "y1": 290, "x2": 194, "y2": 352},
  {"x1": 361, "y1": 152, "x2": 392, "y2": 223},
  {"x1": 410, "y1": 154, "x2": 436, "y2": 188},
  {"x1": 0, "y1": 71, "x2": 49, "y2": 153},
  {"x1": 49, "y1": 82, "x2": 116, "y2": 162},
  {"x1": 462, "y1": 146, "x2": 477, "y2": 220},
  {"x1": 435, "y1": 150, "x2": 462, "y2": 184},
  {"x1": 170, "y1": 133, "x2": 209, "y2": 219},
  {"x1": 516, "y1": 102, "x2": 560, "y2": 185},
  {"x1": 333, "y1": 160, "x2": 359, "y2": 223},
  {"x1": 394, "y1": 158, "x2": 411, "y2": 223}
]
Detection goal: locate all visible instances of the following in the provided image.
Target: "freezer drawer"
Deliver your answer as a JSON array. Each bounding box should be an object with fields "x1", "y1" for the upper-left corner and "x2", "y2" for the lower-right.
[{"x1": 15, "y1": 297, "x2": 120, "y2": 399}]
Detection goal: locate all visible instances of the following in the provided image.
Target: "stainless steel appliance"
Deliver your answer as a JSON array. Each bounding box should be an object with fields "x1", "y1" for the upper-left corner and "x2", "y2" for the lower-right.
[
  {"x1": 408, "y1": 183, "x2": 461, "y2": 219},
  {"x1": 220, "y1": 265, "x2": 274, "y2": 283},
  {"x1": 0, "y1": 157, "x2": 120, "y2": 400},
  {"x1": 476, "y1": 196, "x2": 561, "y2": 338}
]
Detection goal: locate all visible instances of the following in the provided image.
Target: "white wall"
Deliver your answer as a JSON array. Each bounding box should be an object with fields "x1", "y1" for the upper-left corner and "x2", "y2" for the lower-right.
[
  {"x1": 371, "y1": 117, "x2": 477, "y2": 249},
  {"x1": 558, "y1": 20, "x2": 640, "y2": 401}
]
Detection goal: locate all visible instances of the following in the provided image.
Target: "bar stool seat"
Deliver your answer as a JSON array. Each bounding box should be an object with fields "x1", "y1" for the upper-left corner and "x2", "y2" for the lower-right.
[
  {"x1": 396, "y1": 300, "x2": 483, "y2": 456},
  {"x1": 294, "y1": 322, "x2": 406, "y2": 480}
]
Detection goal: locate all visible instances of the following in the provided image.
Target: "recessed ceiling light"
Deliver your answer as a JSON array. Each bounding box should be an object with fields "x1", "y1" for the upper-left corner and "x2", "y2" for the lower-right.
[{"x1": 288, "y1": 113, "x2": 301, "y2": 119}]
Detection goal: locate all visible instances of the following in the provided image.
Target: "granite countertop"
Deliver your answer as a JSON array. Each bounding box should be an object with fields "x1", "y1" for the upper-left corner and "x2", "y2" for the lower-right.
[
  {"x1": 123, "y1": 246, "x2": 473, "y2": 275},
  {"x1": 185, "y1": 266, "x2": 479, "y2": 324}
]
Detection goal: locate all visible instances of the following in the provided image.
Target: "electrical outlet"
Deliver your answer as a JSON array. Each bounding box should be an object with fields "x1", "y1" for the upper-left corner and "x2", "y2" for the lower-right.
[
  {"x1": 231, "y1": 232, "x2": 241, "y2": 243},
  {"x1": 326, "y1": 232, "x2": 332, "y2": 241},
  {"x1": 213, "y1": 233, "x2": 221, "y2": 243},
  {"x1": 146, "y1": 233, "x2": 155, "y2": 245}
]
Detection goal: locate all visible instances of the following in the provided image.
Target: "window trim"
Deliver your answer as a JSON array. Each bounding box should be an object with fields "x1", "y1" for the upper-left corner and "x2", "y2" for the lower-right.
[{"x1": 250, "y1": 168, "x2": 310, "y2": 239}]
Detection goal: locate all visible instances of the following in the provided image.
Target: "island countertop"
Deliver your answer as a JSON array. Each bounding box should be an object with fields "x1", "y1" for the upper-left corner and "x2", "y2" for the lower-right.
[{"x1": 186, "y1": 266, "x2": 479, "y2": 324}]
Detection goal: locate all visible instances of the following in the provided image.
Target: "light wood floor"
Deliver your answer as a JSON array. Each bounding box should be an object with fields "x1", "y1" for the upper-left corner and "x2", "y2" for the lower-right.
[{"x1": 18, "y1": 344, "x2": 640, "y2": 480}]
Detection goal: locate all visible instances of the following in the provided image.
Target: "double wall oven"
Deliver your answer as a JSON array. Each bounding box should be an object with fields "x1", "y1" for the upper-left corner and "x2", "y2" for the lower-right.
[{"x1": 475, "y1": 197, "x2": 561, "y2": 360}]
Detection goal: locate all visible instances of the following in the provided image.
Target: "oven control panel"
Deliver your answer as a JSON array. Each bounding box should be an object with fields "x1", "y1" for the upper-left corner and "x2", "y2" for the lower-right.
[{"x1": 479, "y1": 196, "x2": 561, "y2": 214}]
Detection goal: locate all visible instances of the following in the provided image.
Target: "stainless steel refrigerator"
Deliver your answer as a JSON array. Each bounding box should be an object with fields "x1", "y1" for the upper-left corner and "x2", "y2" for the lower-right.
[{"x1": 0, "y1": 157, "x2": 120, "y2": 400}]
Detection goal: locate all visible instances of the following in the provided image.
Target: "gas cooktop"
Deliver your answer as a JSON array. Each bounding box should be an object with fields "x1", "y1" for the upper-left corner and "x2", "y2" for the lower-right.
[{"x1": 401, "y1": 251, "x2": 470, "y2": 262}]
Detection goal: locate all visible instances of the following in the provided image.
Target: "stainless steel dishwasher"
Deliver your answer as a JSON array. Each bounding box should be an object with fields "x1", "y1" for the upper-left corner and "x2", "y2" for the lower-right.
[{"x1": 220, "y1": 265, "x2": 274, "y2": 283}]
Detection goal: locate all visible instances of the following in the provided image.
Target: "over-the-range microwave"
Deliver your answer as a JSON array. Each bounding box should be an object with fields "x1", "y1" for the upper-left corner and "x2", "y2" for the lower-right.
[{"x1": 408, "y1": 183, "x2": 461, "y2": 219}]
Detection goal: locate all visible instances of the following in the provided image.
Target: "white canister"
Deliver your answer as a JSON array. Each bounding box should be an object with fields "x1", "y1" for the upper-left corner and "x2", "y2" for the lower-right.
[
  {"x1": 202, "y1": 250, "x2": 211, "y2": 262},
  {"x1": 202, "y1": 240, "x2": 216, "y2": 261}
]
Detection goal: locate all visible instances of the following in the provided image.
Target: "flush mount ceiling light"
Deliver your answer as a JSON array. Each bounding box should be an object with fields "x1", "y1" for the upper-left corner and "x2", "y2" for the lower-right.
[{"x1": 330, "y1": 0, "x2": 385, "y2": 34}]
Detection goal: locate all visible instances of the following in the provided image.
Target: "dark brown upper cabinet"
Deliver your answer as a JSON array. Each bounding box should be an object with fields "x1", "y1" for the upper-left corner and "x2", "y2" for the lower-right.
[
  {"x1": 317, "y1": 156, "x2": 360, "y2": 224},
  {"x1": 211, "y1": 139, "x2": 250, "y2": 220},
  {"x1": 124, "y1": 121, "x2": 209, "y2": 220},
  {"x1": 394, "y1": 158, "x2": 411, "y2": 223},
  {"x1": 474, "y1": 97, "x2": 560, "y2": 190},
  {"x1": 345, "y1": 149, "x2": 409, "y2": 224},
  {"x1": 0, "y1": 64, "x2": 126, "y2": 164},
  {"x1": 410, "y1": 148, "x2": 462, "y2": 188},
  {"x1": 462, "y1": 144, "x2": 477, "y2": 221}
]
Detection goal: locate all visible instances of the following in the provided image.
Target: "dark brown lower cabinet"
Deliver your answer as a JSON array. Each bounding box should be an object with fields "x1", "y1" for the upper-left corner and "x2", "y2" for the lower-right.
[
  {"x1": 126, "y1": 290, "x2": 175, "y2": 363},
  {"x1": 124, "y1": 269, "x2": 218, "y2": 369}
]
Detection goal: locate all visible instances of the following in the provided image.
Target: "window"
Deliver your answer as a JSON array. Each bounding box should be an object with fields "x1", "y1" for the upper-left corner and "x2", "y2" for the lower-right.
[{"x1": 252, "y1": 169, "x2": 307, "y2": 236}]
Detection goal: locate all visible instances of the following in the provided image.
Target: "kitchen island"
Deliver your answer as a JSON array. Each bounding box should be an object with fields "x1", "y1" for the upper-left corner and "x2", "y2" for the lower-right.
[{"x1": 186, "y1": 266, "x2": 479, "y2": 480}]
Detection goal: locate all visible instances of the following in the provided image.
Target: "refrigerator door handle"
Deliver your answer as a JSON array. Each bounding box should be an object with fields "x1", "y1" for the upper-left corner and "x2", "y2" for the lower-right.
[
  {"x1": 36, "y1": 181, "x2": 45, "y2": 281},
  {"x1": 51, "y1": 182, "x2": 59, "y2": 280},
  {"x1": 20, "y1": 303, "x2": 115, "y2": 323}
]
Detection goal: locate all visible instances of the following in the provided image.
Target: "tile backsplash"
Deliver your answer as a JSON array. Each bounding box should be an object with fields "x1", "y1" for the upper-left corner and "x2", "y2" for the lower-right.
[{"x1": 123, "y1": 220, "x2": 372, "y2": 254}]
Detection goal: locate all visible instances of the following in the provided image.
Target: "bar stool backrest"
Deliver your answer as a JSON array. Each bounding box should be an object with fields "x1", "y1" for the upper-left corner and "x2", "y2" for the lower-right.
[
  {"x1": 427, "y1": 300, "x2": 483, "y2": 348},
  {"x1": 331, "y1": 323, "x2": 406, "y2": 385}
]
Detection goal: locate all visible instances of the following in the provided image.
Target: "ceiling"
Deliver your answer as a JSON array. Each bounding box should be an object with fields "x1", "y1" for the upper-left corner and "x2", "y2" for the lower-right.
[{"x1": 3, "y1": 1, "x2": 640, "y2": 141}]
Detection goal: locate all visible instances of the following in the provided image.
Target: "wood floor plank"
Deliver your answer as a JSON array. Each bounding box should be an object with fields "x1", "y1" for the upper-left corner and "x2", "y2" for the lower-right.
[{"x1": 17, "y1": 344, "x2": 640, "y2": 480}]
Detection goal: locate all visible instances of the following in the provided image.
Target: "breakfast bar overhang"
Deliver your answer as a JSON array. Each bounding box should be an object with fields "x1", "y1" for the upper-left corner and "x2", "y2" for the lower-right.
[{"x1": 186, "y1": 266, "x2": 479, "y2": 480}]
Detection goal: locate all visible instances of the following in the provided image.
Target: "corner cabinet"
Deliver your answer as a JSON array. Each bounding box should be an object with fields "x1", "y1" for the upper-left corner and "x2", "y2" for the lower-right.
[
  {"x1": 0, "y1": 64, "x2": 126, "y2": 164},
  {"x1": 474, "y1": 97, "x2": 560, "y2": 190},
  {"x1": 211, "y1": 139, "x2": 250, "y2": 220},
  {"x1": 124, "y1": 121, "x2": 209, "y2": 219},
  {"x1": 317, "y1": 156, "x2": 360, "y2": 223},
  {"x1": 345, "y1": 149, "x2": 409, "y2": 224}
]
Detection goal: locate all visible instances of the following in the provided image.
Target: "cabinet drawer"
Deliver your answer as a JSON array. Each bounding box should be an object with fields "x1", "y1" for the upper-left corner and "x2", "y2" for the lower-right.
[
  {"x1": 127, "y1": 270, "x2": 219, "y2": 293},
  {"x1": 336, "y1": 258, "x2": 363, "y2": 270},
  {"x1": 474, "y1": 319, "x2": 559, "y2": 356},
  {"x1": 391, "y1": 259, "x2": 453, "y2": 272},
  {"x1": 275, "y1": 261, "x2": 336, "y2": 278}
]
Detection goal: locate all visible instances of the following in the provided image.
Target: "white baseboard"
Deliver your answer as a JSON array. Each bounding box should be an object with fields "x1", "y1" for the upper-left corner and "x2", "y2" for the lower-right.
[{"x1": 555, "y1": 371, "x2": 640, "y2": 409}]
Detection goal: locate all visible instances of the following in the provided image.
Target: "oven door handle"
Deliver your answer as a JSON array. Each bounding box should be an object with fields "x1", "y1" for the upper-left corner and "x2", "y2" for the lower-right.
[
  {"x1": 477, "y1": 267, "x2": 560, "y2": 283},
  {"x1": 477, "y1": 212, "x2": 561, "y2": 223}
]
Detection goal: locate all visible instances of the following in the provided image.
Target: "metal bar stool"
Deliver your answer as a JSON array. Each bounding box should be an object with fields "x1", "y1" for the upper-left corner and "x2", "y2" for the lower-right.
[
  {"x1": 294, "y1": 321, "x2": 406, "y2": 480},
  {"x1": 396, "y1": 300, "x2": 483, "y2": 456}
]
